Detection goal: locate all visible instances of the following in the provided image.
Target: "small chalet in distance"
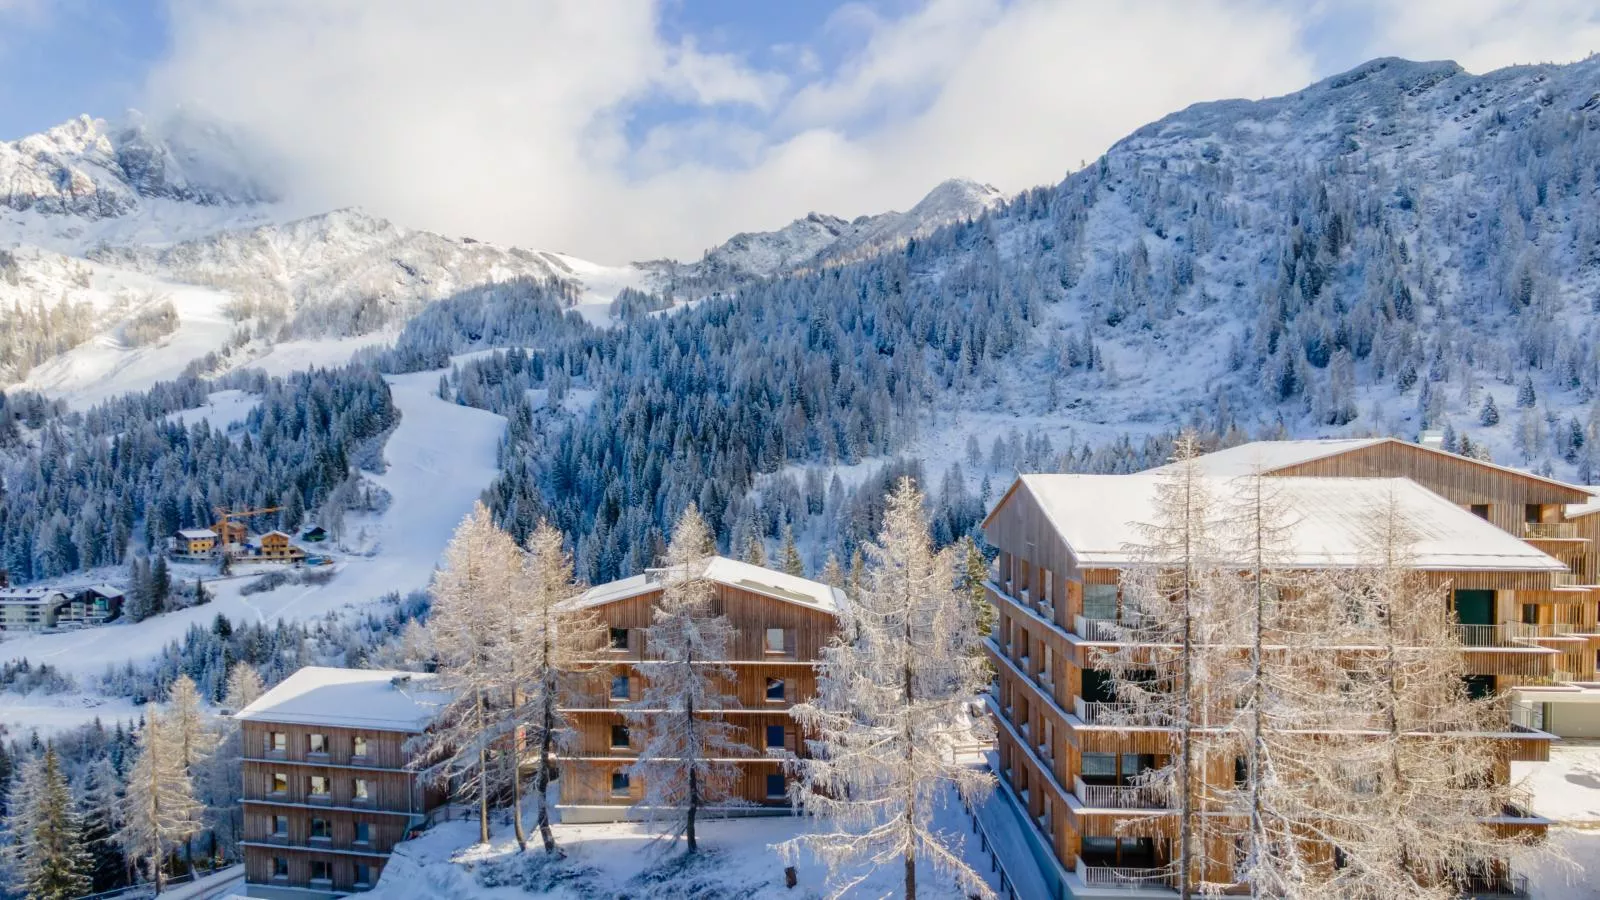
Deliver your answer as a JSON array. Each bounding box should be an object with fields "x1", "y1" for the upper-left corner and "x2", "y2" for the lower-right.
[
  {"x1": 173, "y1": 528, "x2": 219, "y2": 558},
  {"x1": 556, "y1": 556, "x2": 845, "y2": 822},
  {"x1": 234, "y1": 667, "x2": 449, "y2": 899}
]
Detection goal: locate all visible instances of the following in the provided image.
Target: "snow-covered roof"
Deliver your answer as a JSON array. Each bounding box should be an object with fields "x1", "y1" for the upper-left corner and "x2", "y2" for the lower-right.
[
  {"x1": 0, "y1": 588, "x2": 69, "y2": 604},
  {"x1": 1157, "y1": 438, "x2": 1386, "y2": 476},
  {"x1": 1565, "y1": 488, "x2": 1600, "y2": 519},
  {"x1": 1170, "y1": 437, "x2": 1590, "y2": 495},
  {"x1": 176, "y1": 528, "x2": 217, "y2": 540},
  {"x1": 262, "y1": 530, "x2": 291, "y2": 539},
  {"x1": 1016, "y1": 474, "x2": 1567, "y2": 572},
  {"x1": 233, "y1": 666, "x2": 448, "y2": 732},
  {"x1": 571, "y1": 555, "x2": 845, "y2": 614},
  {"x1": 81, "y1": 584, "x2": 124, "y2": 599}
]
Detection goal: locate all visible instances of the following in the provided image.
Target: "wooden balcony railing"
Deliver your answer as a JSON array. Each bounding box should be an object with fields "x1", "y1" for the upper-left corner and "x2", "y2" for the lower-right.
[
  {"x1": 1073, "y1": 775, "x2": 1167, "y2": 810},
  {"x1": 1523, "y1": 522, "x2": 1578, "y2": 540},
  {"x1": 1076, "y1": 857, "x2": 1176, "y2": 891}
]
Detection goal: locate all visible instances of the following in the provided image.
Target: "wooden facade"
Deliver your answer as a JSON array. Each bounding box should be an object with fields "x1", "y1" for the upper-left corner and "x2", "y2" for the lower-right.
[
  {"x1": 555, "y1": 564, "x2": 840, "y2": 819},
  {"x1": 982, "y1": 461, "x2": 1558, "y2": 893},
  {"x1": 238, "y1": 694, "x2": 444, "y2": 898}
]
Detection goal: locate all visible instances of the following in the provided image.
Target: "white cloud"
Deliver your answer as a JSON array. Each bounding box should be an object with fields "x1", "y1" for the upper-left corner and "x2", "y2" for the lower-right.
[
  {"x1": 139, "y1": 0, "x2": 1597, "y2": 264},
  {"x1": 1355, "y1": 0, "x2": 1600, "y2": 73}
]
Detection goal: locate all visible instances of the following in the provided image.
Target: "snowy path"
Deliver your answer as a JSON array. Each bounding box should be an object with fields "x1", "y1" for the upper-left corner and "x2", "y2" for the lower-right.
[{"x1": 0, "y1": 369, "x2": 504, "y2": 709}]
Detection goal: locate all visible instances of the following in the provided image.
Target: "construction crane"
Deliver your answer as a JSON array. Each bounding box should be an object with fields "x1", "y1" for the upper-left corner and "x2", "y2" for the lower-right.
[{"x1": 212, "y1": 506, "x2": 283, "y2": 546}]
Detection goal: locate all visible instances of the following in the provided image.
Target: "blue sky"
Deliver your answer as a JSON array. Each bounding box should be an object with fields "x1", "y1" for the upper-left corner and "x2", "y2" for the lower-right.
[{"x1": 4, "y1": 1, "x2": 1596, "y2": 260}]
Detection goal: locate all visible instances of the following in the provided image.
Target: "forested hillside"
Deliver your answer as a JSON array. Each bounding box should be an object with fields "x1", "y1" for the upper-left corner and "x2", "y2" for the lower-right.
[{"x1": 395, "y1": 56, "x2": 1600, "y2": 582}]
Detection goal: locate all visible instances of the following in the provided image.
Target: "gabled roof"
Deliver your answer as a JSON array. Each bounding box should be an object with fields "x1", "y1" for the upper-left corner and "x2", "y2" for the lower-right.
[
  {"x1": 1156, "y1": 438, "x2": 1386, "y2": 476},
  {"x1": 81, "y1": 584, "x2": 124, "y2": 599},
  {"x1": 0, "y1": 588, "x2": 69, "y2": 604},
  {"x1": 234, "y1": 666, "x2": 447, "y2": 731},
  {"x1": 571, "y1": 555, "x2": 845, "y2": 614},
  {"x1": 1168, "y1": 437, "x2": 1591, "y2": 497},
  {"x1": 262, "y1": 530, "x2": 291, "y2": 539},
  {"x1": 176, "y1": 528, "x2": 217, "y2": 540},
  {"x1": 1012, "y1": 473, "x2": 1566, "y2": 572},
  {"x1": 1566, "y1": 489, "x2": 1600, "y2": 520}
]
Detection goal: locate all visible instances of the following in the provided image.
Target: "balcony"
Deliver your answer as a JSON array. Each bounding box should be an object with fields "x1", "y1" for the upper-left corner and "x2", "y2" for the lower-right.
[
  {"x1": 1523, "y1": 522, "x2": 1578, "y2": 540},
  {"x1": 1075, "y1": 856, "x2": 1176, "y2": 891},
  {"x1": 1073, "y1": 775, "x2": 1167, "y2": 810},
  {"x1": 1459, "y1": 873, "x2": 1529, "y2": 898}
]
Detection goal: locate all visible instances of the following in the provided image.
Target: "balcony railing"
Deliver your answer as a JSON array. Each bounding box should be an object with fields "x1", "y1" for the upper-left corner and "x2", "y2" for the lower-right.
[
  {"x1": 1523, "y1": 522, "x2": 1578, "y2": 540},
  {"x1": 1509, "y1": 700, "x2": 1545, "y2": 732},
  {"x1": 1458, "y1": 873, "x2": 1529, "y2": 898},
  {"x1": 1076, "y1": 857, "x2": 1176, "y2": 891},
  {"x1": 1073, "y1": 774, "x2": 1167, "y2": 810}
]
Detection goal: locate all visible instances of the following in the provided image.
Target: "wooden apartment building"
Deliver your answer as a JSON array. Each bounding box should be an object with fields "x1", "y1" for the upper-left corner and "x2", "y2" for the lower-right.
[
  {"x1": 983, "y1": 450, "x2": 1568, "y2": 898},
  {"x1": 234, "y1": 667, "x2": 449, "y2": 899},
  {"x1": 555, "y1": 556, "x2": 844, "y2": 823}
]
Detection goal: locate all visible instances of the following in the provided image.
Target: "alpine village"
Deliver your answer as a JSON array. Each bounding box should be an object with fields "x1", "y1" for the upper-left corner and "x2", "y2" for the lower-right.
[{"x1": 7, "y1": 20, "x2": 1600, "y2": 900}]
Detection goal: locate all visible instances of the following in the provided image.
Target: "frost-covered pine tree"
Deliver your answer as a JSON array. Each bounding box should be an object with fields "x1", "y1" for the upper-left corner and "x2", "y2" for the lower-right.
[
  {"x1": 222, "y1": 663, "x2": 264, "y2": 712},
  {"x1": 79, "y1": 756, "x2": 126, "y2": 893},
  {"x1": 1098, "y1": 431, "x2": 1239, "y2": 897},
  {"x1": 1480, "y1": 394, "x2": 1500, "y2": 426},
  {"x1": 780, "y1": 524, "x2": 805, "y2": 576},
  {"x1": 511, "y1": 520, "x2": 605, "y2": 853},
  {"x1": 118, "y1": 711, "x2": 202, "y2": 893},
  {"x1": 1285, "y1": 494, "x2": 1540, "y2": 899},
  {"x1": 625, "y1": 504, "x2": 747, "y2": 852},
  {"x1": 3, "y1": 747, "x2": 92, "y2": 900},
  {"x1": 166, "y1": 674, "x2": 218, "y2": 873},
  {"x1": 415, "y1": 502, "x2": 521, "y2": 844},
  {"x1": 784, "y1": 478, "x2": 993, "y2": 900}
]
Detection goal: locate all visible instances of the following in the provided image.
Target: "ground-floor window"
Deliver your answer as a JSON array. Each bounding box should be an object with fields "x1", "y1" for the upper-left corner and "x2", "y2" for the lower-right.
[
  {"x1": 766, "y1": 773, "x2": 787, "y2": 799},
  {"x1": 611, "y1": 771, "x2": 631, "y2": 797}
]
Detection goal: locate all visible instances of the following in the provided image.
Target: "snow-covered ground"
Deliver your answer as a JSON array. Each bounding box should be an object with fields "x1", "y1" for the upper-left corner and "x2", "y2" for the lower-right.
[
  {"x1": 1517, "y1": 744, "x2": 1600, "y2": 899},
  {"x1": 0, "y1": 367, "x2": 504, "y2": 734},
  {"x1": 366, "y1": 785, "x2": 995, "y2": 900},
  {"x1": 166, "y1": 388, "x2": 261, "y2": 431}
]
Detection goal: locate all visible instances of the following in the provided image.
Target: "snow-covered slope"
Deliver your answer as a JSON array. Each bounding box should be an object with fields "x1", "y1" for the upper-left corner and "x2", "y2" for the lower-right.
[
  {"x1": 682, "y1": 177, "x2": 1003, "y2": 281},
  {"x1": 0, "y1": 365, "x2": 504, "y2": 680}
]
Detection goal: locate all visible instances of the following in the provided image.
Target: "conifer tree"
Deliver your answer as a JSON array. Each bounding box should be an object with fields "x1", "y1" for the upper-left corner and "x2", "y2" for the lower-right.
[
  {"x1": 1517, "y1": 375, "x2": 1537, "y2": 409},
  {"x1": 780, "y1": 524, "x2": 804, "y2": 576},
  {"x1": 1480, "y1": 394, "x2": 1500, "y2": 426},
  {"x1": 79, "y1": 757, "x2": 126, "y2": 892},
  {"x1": 955, "y1": 535, "x2": 993, "y2": 636},
  {"x1": 625, "y1": 504, "x2": 746, "y2": 852},
  {"x1": 511, "y1": 520, "x2": 604, "y2": 853},
  {"x1": 118, "y1": 712, "x2": 201, "y2": 893},
  {"x1": 415, "y1": 502, "x2": 521, "y2": 844},
  {"x1": 820, "y1": 552, "x2": 844, "y2": 590},
  {"x1": 785, "y1": 478, "x2": 993, "y2": 899},
  {"x1": 4, "y1": 747, "x2": 92, "y2": 900}
]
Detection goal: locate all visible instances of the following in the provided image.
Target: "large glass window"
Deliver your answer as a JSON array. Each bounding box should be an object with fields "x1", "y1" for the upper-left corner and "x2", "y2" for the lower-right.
[
  {"x1": 308, "y1": 775, "x2": 330, "y2": 798},
  {"x1": 611, "y1": 674, "x2": 630, "y2": 701},
  {"x1": 1083, "y1": 584, "x2": 1118, "y2": 620},
  {"x1": 766, "y1": 724, "x2": 786, "y2": 749},
  {"x1": 611, "y1": 771, "x2": 630, "y2": 796},
  {"x1": 271, "y1": 773, "x2": 288, "y2": 794},
  {"x1": 353, "y1": 778, "x2": 370, "y2": 801},
  {"x1": 609, "y1": 627, "x2": 629, "y2": 650},
  {"x1": 310, "y1": 860, "x2": 331, "y2": 882},
  {"x1": 766, "y1": 678, "x2": 786, "y2": 702},
  {"x1": 308, "y1": 733, "x2": 327, "y2": 754},
  {"x1": 765, "y1": 627, "x2": 787, "y2": 654},
  {"x1": 352, "y1": 735, "x2": 369, "y2": 757},
  {"x1": 354, "y1": 822, "x2": 371, "y2": 844},
  {"x1": 310, "y1": 818, "x2": 331, "y2": 840}
]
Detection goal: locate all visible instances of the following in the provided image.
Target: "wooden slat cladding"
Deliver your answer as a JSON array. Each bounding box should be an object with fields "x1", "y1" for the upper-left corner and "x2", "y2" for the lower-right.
[
  {"x1": 240, "y1": 720, "x2": 428, "y2": 896},
  {"x1": 1266, "y1": 439, "x2": 1589, "y2": 533},
  {"x1": 558, "y1": 573, "x2": 840, "y2": 812}
]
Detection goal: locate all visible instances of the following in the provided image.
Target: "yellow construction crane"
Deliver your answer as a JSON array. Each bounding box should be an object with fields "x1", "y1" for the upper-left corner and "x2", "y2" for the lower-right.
[{"x1": 212, "y1": 506, "x2": 283, "y2": 545}]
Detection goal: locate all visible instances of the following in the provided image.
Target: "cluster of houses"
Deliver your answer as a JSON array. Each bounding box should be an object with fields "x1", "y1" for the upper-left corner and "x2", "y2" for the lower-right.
[
  {"x1": 0, "y1": 584, "x2": 124, "y2": 632},
  {"x1": 171, "y1": 522, "x2": 322, "y2": 565},
  {"x1": 234, "y1": 437, "x2": 1600, "y2": 899}
]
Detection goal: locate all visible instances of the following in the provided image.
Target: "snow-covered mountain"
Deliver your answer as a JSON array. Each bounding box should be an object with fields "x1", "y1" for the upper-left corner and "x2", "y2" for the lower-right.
[{"x1": 679, "y1": 177, "x2": 1003, "y2": 281}]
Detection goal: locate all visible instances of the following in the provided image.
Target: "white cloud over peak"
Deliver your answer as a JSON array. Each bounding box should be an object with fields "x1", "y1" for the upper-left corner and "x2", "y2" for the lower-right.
[{"x1": 142, "y1": 0, "x2": 1595, "y2": 263}]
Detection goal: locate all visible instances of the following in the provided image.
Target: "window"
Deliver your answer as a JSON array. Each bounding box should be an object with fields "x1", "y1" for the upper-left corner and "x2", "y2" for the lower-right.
[
  {"x1": 271, "y1": 773, "x2": 288, "y2": 795},
  {"x1": 308, "y1": 733, "x2": 327, "y2": 754},
  {"x1": 309, "y1": 775, "x2": 330, "y2": 798},
  {"x1": 1083, "y1": 583, "x2": 1118, "y2": 620},
  {"x1": 1471, "y1": 504, "x2": 1490, "y2": 520},
  {"x1": 610, "y1": 627, "x2": 630, "y2": 650},
  {"x1": 353, "y1": 778, "x2": 370, "y2": 801},
  {"x1": 310, "y1": 818, "x2": 331, "y2": 841},
  {"x1": 352, "y1": 735, "x2": 369, "y2": 758},
  {"x1": 765, "y1": 627, "x2": 787, "y2": 654},
  {"x1": 310, "y1": 860, "x2": 331, "y2": 883},
  {"x1": 272, "y1": 857, "x2": 288, "y2": 880},
  {"x1": 268, "y1": 731, "x2": 287, "y2": 754},
  {"x1": 1081, "y1": 752, "x2": 1117, "y2": 782},
  {"x1": 611, "y1": 724, "x2": 631, "y2": 749},
  {"x1": 354, "y1": 822, "x2": 371, "y2": 844},
  {"x1": 611, "y1": 771, "x2": 630, "y2": 797},
  {"x1": 766, "y1": 724, "x2": 786, "y2": 750},
  {"x1": 1526, "y1": 504, "x2": 1543, "y2": 524},
  {"x1": 610, "y1": 674, "x2": 630, "y2": 701},
  {"x1": 272, "y1": 815, "x2": 288, "y2": 837},
  {"x1": 355, "y1": 863, "x2": 372, "y2": 887},
  {"x1": 766, "y1": 677, "x2": 786, "y2": 702},
  {"x1": 766, "y1": 773, "x2": 787, "y2": 800}
]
